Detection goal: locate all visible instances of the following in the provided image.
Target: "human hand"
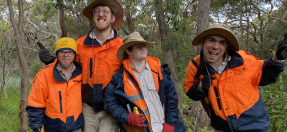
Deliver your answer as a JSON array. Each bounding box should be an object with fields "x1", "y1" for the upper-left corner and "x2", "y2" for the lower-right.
[
  {"x1": 162, "y1": 63, "x2": 171, "y2": 76},
  {"x1": 276, "y1": 33, "x2": 287, "y2": 60},
  {"x1": 199, "y1": 75, "x2": 215, "y2": 92},
  {"x1": 128, "y1": 112, "x2": 147, "y2": 127},
  {"x1": 37, "y1": 42, "x2": 52, "y2": 64},
  {"x1": 162, "y1": 122, "x2": 174, "y2": 132}
]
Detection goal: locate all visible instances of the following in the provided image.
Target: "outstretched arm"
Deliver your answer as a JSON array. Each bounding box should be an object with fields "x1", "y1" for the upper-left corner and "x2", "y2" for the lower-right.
[{"x1": 260, "y1": 33, "x2": 286, "y2": 86}]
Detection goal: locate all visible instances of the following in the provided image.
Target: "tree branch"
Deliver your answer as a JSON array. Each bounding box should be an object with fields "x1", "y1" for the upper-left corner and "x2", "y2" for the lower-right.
[
  {"x1": 120, "y1": 25, "x2": 130, "y2": 35},
  {"x1": 26, "y1": 17, "x2": 59, "y2": 40}
]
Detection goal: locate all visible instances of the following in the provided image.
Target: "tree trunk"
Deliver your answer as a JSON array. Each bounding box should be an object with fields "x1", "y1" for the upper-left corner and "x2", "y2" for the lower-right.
[
  {"x1": 193, "y1": 0, "x2": 211, "y2": 125},
  {"x1": 246, "y1": 0, "x2": 250, "y2": 52},
  {"x1": 240, "y1": 7, "x2": 244, "y2": 45},
  {"x1": 125, "y1": 3, "x2": 135, "y2": 34},
  {"x1": 59, "y1": 4, "x2": 67, "y2": 38},
  {"x1": 6, "y1": 0, "x2": 30, "y2": 131},
  {"x1": 0, "y1": 58, "x2": 5, "y2": 109},
  {"x1": 154, "y1": 0, "x2": 183, "y2": 110},
  {"x1": 195, "y1": 0, "x2": 211, "y2": 55}
]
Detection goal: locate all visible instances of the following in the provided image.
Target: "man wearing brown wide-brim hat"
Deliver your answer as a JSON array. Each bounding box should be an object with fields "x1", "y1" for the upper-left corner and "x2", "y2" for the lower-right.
[
  {"x1": 38, "y1": 0, "x2": 124, "y2": 131},
  {"x1": 104, "y1": 32, "x2": 186, "y2": 132},
  {"x1": 184, "y1": 24, "x2": 287, "y2": 132}
]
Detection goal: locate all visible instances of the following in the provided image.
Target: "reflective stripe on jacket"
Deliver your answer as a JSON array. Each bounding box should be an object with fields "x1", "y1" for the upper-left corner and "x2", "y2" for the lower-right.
[
  {"x1": 76, "y1": 29, "x2": 123, "y2": 113},
  {"x1": 26, "y1": 59, "x2": 83, "y2": 131},
  {"x1": 104, "y1": 56, "x2": 186, "y2": 132},
  {"x1": 184, "y1": 50, "x2": 285, "y2": 131}
]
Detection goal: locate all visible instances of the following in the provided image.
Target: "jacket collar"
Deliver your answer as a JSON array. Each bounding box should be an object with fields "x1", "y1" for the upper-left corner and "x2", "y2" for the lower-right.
[
  {"x1": 83, "y1": 28, "x2": 118, "y2": 46},
  {"x1": 122, "y1": 56, "x2": 163, "y2": 80},
  {"x1": 199, "y1": 50, "x2": 244, "y2": 75},
  {"x1": 53, "y1": 59, "x2": 82, "y2": 82}
]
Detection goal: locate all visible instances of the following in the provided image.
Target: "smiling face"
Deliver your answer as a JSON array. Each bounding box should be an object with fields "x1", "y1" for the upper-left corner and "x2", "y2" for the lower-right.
[
  {"x1": 126, "y1": 43, "x2": 148, "y2": 61},
  {"x1": 202, "y1": 36, "x2": 228, "y2": 68},
  {"x1": 92, "y1": 6, "x2": 115, "y2": 31},
  {"x1": 57, "y1": 50, "x2": 76, "y2": 69}
]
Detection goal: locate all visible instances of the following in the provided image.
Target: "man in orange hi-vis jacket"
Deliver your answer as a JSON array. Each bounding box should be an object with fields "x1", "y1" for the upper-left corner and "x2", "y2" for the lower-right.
[
  {"x1": 184, "y1": 24, "x2": 286, "y2": 132},
  {"x1": 27, "y1": 38, "x2": 83, "y2": 132}
]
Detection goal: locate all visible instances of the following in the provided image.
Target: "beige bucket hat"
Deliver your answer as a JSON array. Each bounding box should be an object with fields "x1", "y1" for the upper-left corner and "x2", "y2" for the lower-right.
[
  {"x1": 82, "y1": 0, "x2": 123, "y2": 30},
  {"x1": 192, "y1": 24, "x2": 239, "y2": 51},
  {"x1": 117, "y1": 32, "x2": 155, "y2": 61}
]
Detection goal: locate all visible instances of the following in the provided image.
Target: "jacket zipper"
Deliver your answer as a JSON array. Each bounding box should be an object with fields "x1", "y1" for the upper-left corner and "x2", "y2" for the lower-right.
[
  {"x1": 58, "y1": 91, "x2": 63, "y2": 113},
  {"x1": 90, "y1": 58, "x2": 93, "y2": 78}
]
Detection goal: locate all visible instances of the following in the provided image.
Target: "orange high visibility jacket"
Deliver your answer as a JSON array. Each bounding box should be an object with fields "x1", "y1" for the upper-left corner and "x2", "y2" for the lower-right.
[
  {"x1": 104, "y1": 56, "x2": 186, "y2": 132},
  {"x1": 184, "y1": 50, "x2": 285, "y2": 131},
  {"x1": 76, "y1": 29, "x2": 123, "y2": 113},
  {"x1": 26, "y1": 59, "x2": 83, "y2": 131}
]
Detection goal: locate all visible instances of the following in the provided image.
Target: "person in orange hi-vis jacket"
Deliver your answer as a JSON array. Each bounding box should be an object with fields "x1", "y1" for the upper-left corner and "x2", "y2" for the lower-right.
[
  {"x1": 27, "y1": 38, "x2": 83, "y2": 132},
  {"x1": 183, "y1": 24, "x2": 287, "y2": 132}
]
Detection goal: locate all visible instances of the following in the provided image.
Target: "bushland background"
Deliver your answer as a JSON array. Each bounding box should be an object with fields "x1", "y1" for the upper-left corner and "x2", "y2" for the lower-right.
[{"x1": 0, "y1": 0, "x2": 287, "y2": 131}]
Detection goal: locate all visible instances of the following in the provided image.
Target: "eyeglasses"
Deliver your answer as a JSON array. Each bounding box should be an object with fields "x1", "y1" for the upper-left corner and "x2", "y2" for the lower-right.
[
  {"x1": 58, "y1": 50, "x2": 74, "y2": 56},
  {"x1": 93, "y1": 8, "x2": 112, "y2": 15}
]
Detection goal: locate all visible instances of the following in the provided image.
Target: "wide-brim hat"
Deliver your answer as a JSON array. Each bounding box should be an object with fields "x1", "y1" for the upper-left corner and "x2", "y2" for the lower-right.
[
  {"x1": 192, "y1": 24, "x2": 239, "y2": 51},
  {"x1": 117, "y1": 32, "x2": 155, "y2": 61},
  {"x1": 82, "y1": 0, "x2": 123, "y2": 30}
]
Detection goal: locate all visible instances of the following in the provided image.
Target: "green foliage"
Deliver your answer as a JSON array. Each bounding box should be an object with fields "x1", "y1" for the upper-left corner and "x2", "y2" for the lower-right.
[
  {"x1": 32, "y1": 0, "x2": 57, "y2": 22},
  {"x1": 0, "y1": 88, "x2": 21, "y2": 132},
  {"x1": 260, "y1": 66, "x2": 287, "y2": 132},
  {"x1": 0, "y1": 76, "x2": 33, "y2": 131},
  {"x1": 30, "y1": 60, "x2": 43, "y2": 77},
  {"x1": 182, "y1": 112, "x2": 196, "y2": 131},
  {"x1": 182, "y1": 88, "x2": 192, "y2": 105}
]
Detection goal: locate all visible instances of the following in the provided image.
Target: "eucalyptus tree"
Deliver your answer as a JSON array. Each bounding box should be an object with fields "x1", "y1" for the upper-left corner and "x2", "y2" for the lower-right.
[{"x1": 6, "y1": 0, "x2": 30, "y2": 131}]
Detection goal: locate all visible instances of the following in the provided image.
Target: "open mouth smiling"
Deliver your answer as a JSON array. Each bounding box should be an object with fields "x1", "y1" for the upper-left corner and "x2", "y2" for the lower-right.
[
  {"x1": 209, "y1": 51, "x2": 218, "y2": 55},
  {"x1": 98, "y1": 18, "x2": 106, "y2": 23}
]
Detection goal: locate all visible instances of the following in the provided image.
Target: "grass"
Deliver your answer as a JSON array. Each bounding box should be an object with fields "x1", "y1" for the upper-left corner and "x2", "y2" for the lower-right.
[{"x1": 0, "y1": 76, "x2": 32, "y2": 132}]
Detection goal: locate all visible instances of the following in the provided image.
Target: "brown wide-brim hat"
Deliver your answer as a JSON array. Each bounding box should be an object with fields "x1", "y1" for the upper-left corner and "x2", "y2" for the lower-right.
[
  {"x1": 117, "y1": 32, "x2": 155, "y2": 61},
  {"x1": 192, "y1": 24, "x2": 239, "y2": 51},
  {"x1": 82, "y1": 0, "x2": 123, "y2": 30}
]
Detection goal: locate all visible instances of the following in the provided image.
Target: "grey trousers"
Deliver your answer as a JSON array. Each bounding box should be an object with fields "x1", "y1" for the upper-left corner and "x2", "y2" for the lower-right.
[{"x1": 82, "y1": 103, "x2": 119, "y2": 132}]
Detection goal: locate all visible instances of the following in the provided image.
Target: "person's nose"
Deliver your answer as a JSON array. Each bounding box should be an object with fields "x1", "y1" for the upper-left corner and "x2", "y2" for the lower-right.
[
  {"x1": 63, "y1": 52, "x2": 69, "y2": 56},
  {"x1": 98, "y1": 10, "x2": 104, "y2": 16},
  {"x1": 212, "y1": 42, "x2": 220, "y2": 49}
]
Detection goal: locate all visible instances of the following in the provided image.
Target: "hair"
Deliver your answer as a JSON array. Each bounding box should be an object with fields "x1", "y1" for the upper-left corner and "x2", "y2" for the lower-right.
[{"x1": 124, "y1": 46, "x2": 133, "y2": 59}]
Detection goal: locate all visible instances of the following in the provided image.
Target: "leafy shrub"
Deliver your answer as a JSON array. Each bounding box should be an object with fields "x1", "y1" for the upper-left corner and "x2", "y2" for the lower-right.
[{"x1": 261, "y1": 67, "x2": 287, "y2": 132}]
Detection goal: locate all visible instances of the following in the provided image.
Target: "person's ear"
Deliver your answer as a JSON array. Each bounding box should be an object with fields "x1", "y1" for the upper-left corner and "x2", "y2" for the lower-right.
[
  {"x1": 111, "y1": 15, "x2": 115, "y2": 24},
  {"x1": 125, "y1": 49, "x2": 130, "y2": 55}
]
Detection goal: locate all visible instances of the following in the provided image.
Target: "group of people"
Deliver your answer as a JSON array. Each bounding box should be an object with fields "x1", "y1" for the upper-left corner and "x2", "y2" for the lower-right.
[{"x1": 26, "y1": 0, "x2": 287, "y2": 132}]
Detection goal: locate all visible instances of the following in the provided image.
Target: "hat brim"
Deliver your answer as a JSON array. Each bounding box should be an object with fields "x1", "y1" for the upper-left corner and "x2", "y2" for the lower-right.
[
  {"x1": 117, "y1": 41, "x2": 155, "y2": 61},
  {"x1": 82, "y1": 0, "x2": 123, "y2": 30},
  {"x1": 192, "y1": 28, "x2": 239, "y2": 51}
]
